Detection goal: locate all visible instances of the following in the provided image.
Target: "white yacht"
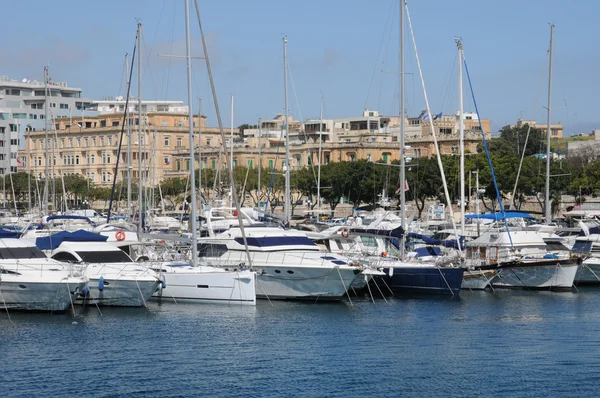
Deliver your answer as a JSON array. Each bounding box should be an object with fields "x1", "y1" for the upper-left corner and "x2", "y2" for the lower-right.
[
  {"x1": 465, "y1": 230, "x2": 579, "y2": 290},
  {"x1": 197, "y1": 226, "x2": 363, "y2": 301},
  {"x1": 115, "y1": 242, "x2": 256, "y2": 306},
  {"x1": 0, "y1": 239, "x2": 88, "y2": 311},
  {"x1": 38, "y1": 232, "x2": 162, "y2": 307}
]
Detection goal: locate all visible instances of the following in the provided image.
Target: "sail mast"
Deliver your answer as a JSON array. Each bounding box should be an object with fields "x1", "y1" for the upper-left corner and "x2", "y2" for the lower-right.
[
  {"x1": 399, "y1": 0, "x2": 406, "y2": 259},
  {"x1": 184, "y1": 0, "x2": 198, "y2": 265},
  {"x1": 545, "y1": 24, "x2": 555, "y2": 225},
  {"x1": 137, "y1": 22, "x2": 143, "y2": 234},
  {"x1": 457, "y1": 38, "x2": 465, "y2": 236},
  {"x1": 283, "y1": 36, "x2": 291, "y2": 225}
]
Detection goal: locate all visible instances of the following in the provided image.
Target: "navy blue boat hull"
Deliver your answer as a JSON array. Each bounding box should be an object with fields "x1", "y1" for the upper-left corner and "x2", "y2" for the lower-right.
[{"x1": 376, "y1": 266, "x2": 464, "y2": 295}]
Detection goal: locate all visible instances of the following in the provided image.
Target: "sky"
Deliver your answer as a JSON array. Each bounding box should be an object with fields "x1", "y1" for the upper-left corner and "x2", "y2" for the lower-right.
[{"x1": 1, "y1": 0, "x2": 598, "y2": 135}]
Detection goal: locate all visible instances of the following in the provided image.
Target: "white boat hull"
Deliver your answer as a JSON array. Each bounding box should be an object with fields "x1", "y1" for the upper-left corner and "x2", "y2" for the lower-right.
[
  {"x1": 255, "y1": 265, "x2": 360, "y2": 300},
  {"x1": 461, "y1": 269, "x2": 497, "y2": 290},
  {"x1": 153, "y1": 265, "x2": 256, "y2": 306},
  {"x1": 80, "y1": 277, "x2": 160, "y2": 307},
  {"x1": 491, "y1": 261, "x2": 578, "y2": 290},
  {"x1": 575, "y1": 258, "x2": 600, "y2": 284},
  {"x1": 0, "y1": 277, "x2": 87, "y2": 311}
]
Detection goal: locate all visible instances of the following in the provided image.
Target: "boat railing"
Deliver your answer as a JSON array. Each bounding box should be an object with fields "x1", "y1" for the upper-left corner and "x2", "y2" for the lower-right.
[{"x1": 199, "y1": 249, "x2": 349, "y2": 269}]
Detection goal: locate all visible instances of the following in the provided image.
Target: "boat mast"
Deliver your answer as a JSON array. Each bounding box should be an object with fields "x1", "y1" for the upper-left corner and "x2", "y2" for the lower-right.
[
  {"x1": 283, "y1": 36, "x2": 291, "y2": 225},
  {"x1": 230, "y1": 94, "x2": 234, "y2": 202},
  {"x1": 184, "y1": 0, "x2": 198, "y2": 265},
  {"x1": 257, "y1": 116, "x2": 262, "y2": 209},
  {"x1": 126, "y1": 52, "x2": 132, "y2": 218},
  {"x1": 399, "y1": 0, "x2": 406, "y2": 259},
  {"x1": 457, "y1": 37, "x2": 465, "y2": 236},
  {"x1": 317, "y1": 94, "x2": 324, "y2": 212},
  {"x1": 198, "y1": 97, "x2": 202, "y2": 213},
  {"x1": 137, "y1": 22, "x2": 143, "y2": 234},
  {"x1": 545, "y1": 24, "x2": 555, "y2": 225},
  {"x1": 43, "y1": 66, "x2": 49, "y2": 215}
]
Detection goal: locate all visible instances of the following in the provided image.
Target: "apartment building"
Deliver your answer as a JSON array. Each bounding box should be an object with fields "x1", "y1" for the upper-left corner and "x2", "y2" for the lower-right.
[
  {"x1": 21, "y1": 111, "x2": 238, "y2": 187},
  {"x1": 166, "y1": 109, "x2": 492, "y2": 178},
  {"x1": 0, "y1": 73, "x2": 94, "y2": 175},
  {"x1": 504, "y1": 118, "x2": 563, "y2": 138}
]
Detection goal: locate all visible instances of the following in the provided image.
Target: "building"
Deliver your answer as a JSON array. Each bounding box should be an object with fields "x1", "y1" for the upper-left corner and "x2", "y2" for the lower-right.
[
  {"x1": 21, "y1": 111, "x2": 238, "y2": 187},
  {"x1": 0, "y1": 74, "x2": 94, "y2": 175},
  {"x1": 91, "y1": 97, "x2": 188, "y2": 114},
  {"x1": 167, "y1": 109, "x2": 492, "y2": 177},
  {"x1": 566, "y1": 129, "x2": 600, "y2": 163},
  {"x1": 505, "y1": 118, "x2": 563, "y2": 138}
]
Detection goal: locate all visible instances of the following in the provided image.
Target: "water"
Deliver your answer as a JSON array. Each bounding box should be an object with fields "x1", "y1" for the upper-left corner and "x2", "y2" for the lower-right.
[{"x1": 2, "y1": 289, "x2": 600, "y2": 397}]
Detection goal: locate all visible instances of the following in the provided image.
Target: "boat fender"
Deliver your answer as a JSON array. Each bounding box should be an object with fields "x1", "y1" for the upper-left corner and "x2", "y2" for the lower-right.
[
  {"x1": 388, "y1": 268, "x2": 394, "y2": 277},
  {"x1": 160, "y1": 274, "x2": 167, "y2": 289},
  {"x1": 81, "y1": 285, "x2": 90, "y2": 297},
  {"x1": 98, "y1": 276, "x2": 105, "y2": 292}
]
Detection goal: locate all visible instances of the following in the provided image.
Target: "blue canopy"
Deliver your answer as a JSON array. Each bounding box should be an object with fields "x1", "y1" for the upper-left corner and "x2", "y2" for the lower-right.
[
  {"x1": 407, "y1": 232, "x2": 464, "y2": 250},
  {"x1": 36, "y1": 229, "x2": 108, "y2": 251},
  {"x1": 0, "y1": 229, "x2": 21, "y2": 238},
  {"x1": 465, "y1": 211, "x2": 534, "y2": 221},
  {"x1": 349, "y1": 226, "x2": 404, "y2": 239}
]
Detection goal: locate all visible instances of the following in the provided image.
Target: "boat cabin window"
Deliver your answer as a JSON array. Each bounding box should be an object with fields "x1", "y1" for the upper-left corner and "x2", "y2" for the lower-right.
[
  {"x1": 233, "y1": 236, "x2": 317, "y2": 248},
  {"x1": 545, "y1": 241, "x2": 569, "y2": 252},
  {"x1": 0, "y1": 247, "x2": 47, "y2": 260},
  {"x1": 360, "y1": 236, "x2": 378, "y2": 248},
  {"x1": 52, "y1": 252, "x2": 80, "y2": 263},
  {"x1": 198, "y1": 243, "x2": 229, "y2": 257},
  {"x1": 75, "y1": 250, "x2": 133, "y2": 263}
]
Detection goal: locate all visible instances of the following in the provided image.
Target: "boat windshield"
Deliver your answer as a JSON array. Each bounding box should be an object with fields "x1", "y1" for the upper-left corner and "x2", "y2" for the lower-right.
[
  {"x1": 0, "y1": 247, "x2": 47, "y2": 260},
  {"x1": 76, "y1": 250, "x2": 133, "y2": 263}
]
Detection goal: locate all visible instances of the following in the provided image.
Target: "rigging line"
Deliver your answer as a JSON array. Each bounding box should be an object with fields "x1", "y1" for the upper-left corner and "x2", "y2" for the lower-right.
[
  {"x1": 511, "y1": 49, "x2": 549, "y2": 205},
  {"x1": 377, "y1": 1, "x2": 397, "y2": 112},
  {"x1": 462, "y1": 56, "x2": 513, "y2": 249},
  {"x1": 140, "y1": 0, "x2": 168, "y2": 94},
  {"x1": 405, "y1": 2, "x2": 462, "y2": 257},
  {"x1": 106, "y1": 37, "x2": 137, "y2": 223},
  {"x1": 117, "y1": 54, "x2": 126, "y2": 98},
  {"x1": 438, "y1": 52, "x2": 458, "y2": 114},
  {"x1": 160, "y1": 0, "x2": 178, "y2": 102},
  {"x1": 365, "y1": 0, "x2": 396, "y2": 110}
]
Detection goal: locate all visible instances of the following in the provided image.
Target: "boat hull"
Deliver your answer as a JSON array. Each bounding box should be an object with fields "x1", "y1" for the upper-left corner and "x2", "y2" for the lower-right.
[
  {"x1": 153, "y1": 268, "x2": 256, "y2": 305},
  {"x1": 491, "y1": 259, "x2": 578, "y2": 290},
  {"x1": 80, "y1": 277, "x2": 160, "y2": 307},
  {"x1": 575, "y1": 258, "x2": 600, "y2": 284},
  {"x1": 0, "y1": 278, "x2": 87, "y2": 311},
  {"x1": 377, "y1": 265, "x2": 464, "y2": 295},
  {"x1": 256, "y1": 266, "x2": 361, "y2": 301},
  {"x1": 462, "y1": 269, "x2": 498, "y2": 290}
]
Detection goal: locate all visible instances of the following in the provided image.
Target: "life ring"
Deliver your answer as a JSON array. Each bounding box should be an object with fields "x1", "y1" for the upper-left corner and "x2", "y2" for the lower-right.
[
  {"x1": 341, "y1": 228, "x2": 349, "y2": 239},
  {"x1": 115, "y1": 229, "x2": 126, "y2": 241}
]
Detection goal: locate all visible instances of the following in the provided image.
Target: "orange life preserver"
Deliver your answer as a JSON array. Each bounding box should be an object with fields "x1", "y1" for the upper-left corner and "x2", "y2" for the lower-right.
[
  {"x1": 341, "y1": 228, "x2": 349, "y2": 239},
  {"x1": 115, "y1": 229, "x2": 126, "y2": 241}
]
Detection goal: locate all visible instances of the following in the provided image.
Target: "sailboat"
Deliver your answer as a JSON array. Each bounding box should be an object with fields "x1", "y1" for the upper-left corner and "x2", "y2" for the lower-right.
[
  {"x1": 148, "y1": 1, "x2": 256, "y2": 305},
  {"x1": 463, "y1": 25, "x2": 579, "y2": 290}
]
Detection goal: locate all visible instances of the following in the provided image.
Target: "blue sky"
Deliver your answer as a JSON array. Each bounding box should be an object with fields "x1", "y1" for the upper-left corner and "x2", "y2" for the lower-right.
[{"x1": 1, "y1": 0, "x2": 597, "y2": 135}]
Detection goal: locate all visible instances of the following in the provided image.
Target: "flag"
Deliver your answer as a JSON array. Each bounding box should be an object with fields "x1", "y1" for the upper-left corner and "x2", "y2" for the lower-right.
[
  {"x1": 16, "y1": 157, "x2": 22, "y2": 165},
  {"x1": 395, "y1": 181, "x2": 409, "y2": 194},
  {"x1": 422, "y1": 114, "x2": 430, "y2": 121},
  {"x1": 433, "y1": 112, "x2": 443, "y2": 120},
  {"x1": 106, "y1": 171, "x2": 112, "y2": 175}
]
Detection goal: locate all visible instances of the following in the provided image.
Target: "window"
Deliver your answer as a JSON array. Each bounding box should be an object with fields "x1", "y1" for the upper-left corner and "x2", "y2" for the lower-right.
[
  {"x1": 439, "y1": 128, "x2": 452, "y2": 135},
  {"x1": 186, "y1": 160, "x2": 190, "y2": 171},
  {"x1": 75, "y1": 250, "x2": 132, "y2": 263},
  {"x1": 84, "y1": 138, "x2": 88, "y2": 147},
  {"x1": 52, "y1": 252, "x2": 79, "y2": 263},
  {"x1": 10, "y1": 139, "x2": 18, "y2": 146},
  {"x1": 248, "y1": 159, "x2": 253, "y2": 169},
  {"x1": 69, "y1": 138, "x2": 73, "y2": 148},
  {"x1": 60, "y1": 139, "x2": 65, "y2": 148},
  {"x1": 176, "y1": 160, "x2": 181, "y2": 171},
  {"x1": 100, "y1": 137, "x2": 104, "y2": 146},
  {"x1": 177, "y1": 137, "x2": 183, "y2": 147},
  {"x1": 92, "y1": 138, "x2": 96, "y2": 147},
  {"x1": 164, "y1": 156, "x2": 170, "y2": 165},
  {"x1": 100, "y1": 120, "x2": 106, "y2": 128},
  {"x1": 75, "y1": 155, "x2": 80, "y2": 165},
  {"x1": 9, "y1": 124, "x2": 17, "y2": 132},
  {"x1": 59, "y1": 103, "x2": 68, "y2": 110},
  {"x1": 211, "y1": 159, "x2": 216, "y2": 169},
  {"x1": 76, "y1": 138, "x2": 80, "y2": 147},
  {"x1": 382, "y1": 153, "x2": 388, "y2": 163},
  {"x1": 268, "y1": 160, "x2": 274, "y2": 169},
  {"x1": 206, "y1": 139, "x2": 211, "y2": 146},
  {"x1": 112, "y1": 121, "x2": 119, "y2": 127},
  {"x1": 107, "y1": 136, "x2": 112, "y2": 146},
  {"x1": 10, "y1": 89, "x2": 20, "y2": 96},
  {"x1": 91, "y1": 155, "x2": 95, "y2": 164},
  {"x1": 164, "y1": 136, "x2": 170, "y2": 146}
]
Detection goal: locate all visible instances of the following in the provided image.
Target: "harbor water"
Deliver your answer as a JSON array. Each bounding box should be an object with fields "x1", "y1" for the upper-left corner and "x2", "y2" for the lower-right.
[{"x1": 2, "y1": 289, "x2": 600, "y2": 397}]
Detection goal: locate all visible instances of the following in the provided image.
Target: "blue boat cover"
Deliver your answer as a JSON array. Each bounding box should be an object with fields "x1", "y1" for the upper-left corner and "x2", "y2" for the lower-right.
[
  {"x1": 465, "y1": 211, "x2": 534, "y2": 221},
  {"x1": 407, "y1": 232, "x2": 464, "y2": 250},
  {"x1": 579, "y1": 226, "x2": 600, "y2": 237},
  {"x1": 349, "y1": 226, "x2": 405, "y2": 239},
  {"x1": 0, "y1": 229, "x2": 21, "y2": 238},
  {"x1": 35, "y1": 229, "x2": 108, "y2": 251}
]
